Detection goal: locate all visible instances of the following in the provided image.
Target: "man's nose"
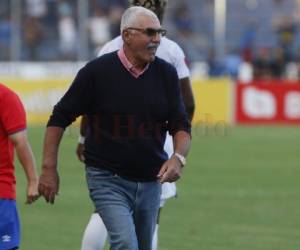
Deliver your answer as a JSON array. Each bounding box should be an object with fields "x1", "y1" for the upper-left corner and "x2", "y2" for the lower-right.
[{"x1": 151, "y1": 32, "x2": 161, "y2": 43}]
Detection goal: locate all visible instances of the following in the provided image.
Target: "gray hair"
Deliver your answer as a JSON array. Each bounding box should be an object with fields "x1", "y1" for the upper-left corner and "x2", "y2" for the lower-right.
[{"x1": 120, "y1": 6, "x2": 159, "y2": 33}]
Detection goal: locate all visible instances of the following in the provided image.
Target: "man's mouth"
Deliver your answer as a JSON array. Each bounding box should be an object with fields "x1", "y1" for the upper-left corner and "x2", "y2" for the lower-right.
[{"x1": 146, "y1": 43, "x2": 159, "y2": 53}]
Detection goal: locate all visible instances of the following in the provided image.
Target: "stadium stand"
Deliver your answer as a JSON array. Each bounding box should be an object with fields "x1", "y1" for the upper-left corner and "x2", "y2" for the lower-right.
[{"x1": 1, "y1": 0, "x2": 300, "y2": 79}]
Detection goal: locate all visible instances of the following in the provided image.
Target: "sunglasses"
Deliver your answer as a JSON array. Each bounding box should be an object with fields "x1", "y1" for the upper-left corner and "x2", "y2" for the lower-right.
[{"x1": 126, "y1": 27, "x2": 167, "y2": 37}]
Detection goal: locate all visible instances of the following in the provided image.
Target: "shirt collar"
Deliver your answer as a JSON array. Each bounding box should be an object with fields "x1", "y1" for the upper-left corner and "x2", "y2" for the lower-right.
[{"x1": 117, "y1": 47, "x2": 149, "y2": 78}]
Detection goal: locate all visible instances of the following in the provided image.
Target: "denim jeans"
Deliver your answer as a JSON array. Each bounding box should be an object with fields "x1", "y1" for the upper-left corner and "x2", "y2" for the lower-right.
[{"x1": 86, "y1": 166, "x2": 161, "y2": 250}]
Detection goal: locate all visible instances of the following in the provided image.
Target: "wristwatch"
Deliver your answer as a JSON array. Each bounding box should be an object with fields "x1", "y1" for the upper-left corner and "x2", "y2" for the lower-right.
[{"x1": 173, "y1": 153, "x2": 186, "y2": 166}]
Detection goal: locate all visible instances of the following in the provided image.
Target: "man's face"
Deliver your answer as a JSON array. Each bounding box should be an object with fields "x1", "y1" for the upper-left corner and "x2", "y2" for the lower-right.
[{"x1": 123, "y1": 15, "x2": 162, "y2": 64}]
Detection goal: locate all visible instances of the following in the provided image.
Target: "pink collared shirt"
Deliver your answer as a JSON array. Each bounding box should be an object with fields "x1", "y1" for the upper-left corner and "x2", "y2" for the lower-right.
[{"x1": 117, "y1": 47, "x2": 149, "y2": 78}]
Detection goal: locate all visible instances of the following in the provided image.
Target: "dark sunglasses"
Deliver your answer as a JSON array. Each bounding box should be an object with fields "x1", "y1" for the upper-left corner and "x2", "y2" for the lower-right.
[{"x1": 126, "y1": 27, "x2": 167, "y2": 37}]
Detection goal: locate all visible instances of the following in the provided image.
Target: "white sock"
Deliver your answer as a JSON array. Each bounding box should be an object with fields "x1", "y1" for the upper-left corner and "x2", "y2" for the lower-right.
[
  {"x1": 81, "y1": 213, "x2": 108, "y2": 250},
  {"x1": 152, "y1": 224, "x2": 159, "y2": 250}
]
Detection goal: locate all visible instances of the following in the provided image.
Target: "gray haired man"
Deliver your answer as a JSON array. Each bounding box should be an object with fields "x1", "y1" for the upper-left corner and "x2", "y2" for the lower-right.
[{"x1": 38, "y1": 6, "x2": 191, "y2": 250}]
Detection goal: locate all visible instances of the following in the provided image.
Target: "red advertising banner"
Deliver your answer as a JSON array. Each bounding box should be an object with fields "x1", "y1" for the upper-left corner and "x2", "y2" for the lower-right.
[{"x1": 235, "y1": 82, "x2": 300, "y2": 124}]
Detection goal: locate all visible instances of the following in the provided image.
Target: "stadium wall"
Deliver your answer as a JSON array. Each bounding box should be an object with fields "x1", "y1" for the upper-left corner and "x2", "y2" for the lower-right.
[
  {"x1": 3, "y1": 77, "x2": 233, "y2": 126},
  {"x1": 3, "y1": 78, "x2": 72, "y2": 125},
  {"x1": 235, "y1": 81, "x2": 300, "y2": 124},
  {"x1": 192, "y1": 78, "x2": 232, "y2": 126},
  {"x1": 4, "y1": 76, "x2": 299, "y2": 126}
]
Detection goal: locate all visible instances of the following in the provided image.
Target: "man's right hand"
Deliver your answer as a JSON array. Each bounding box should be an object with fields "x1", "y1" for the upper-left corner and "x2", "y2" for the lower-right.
[
  {"x1": 76, "y1": 143, "x2": 85, "y2": 162},
  {"x1": 38, "y1": 166, "x2": 60, "y2": 204}
]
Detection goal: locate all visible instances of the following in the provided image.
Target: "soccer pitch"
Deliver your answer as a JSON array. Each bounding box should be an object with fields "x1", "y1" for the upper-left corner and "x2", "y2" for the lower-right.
[{"x1": 15, "y1": 126, "x2": 300, "y2": 250}]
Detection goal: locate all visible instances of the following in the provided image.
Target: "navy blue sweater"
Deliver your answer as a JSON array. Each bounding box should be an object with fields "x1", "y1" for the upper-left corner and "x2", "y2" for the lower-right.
[{"x1": 48, "y1": 52, "x2": 191, "y2": 181}]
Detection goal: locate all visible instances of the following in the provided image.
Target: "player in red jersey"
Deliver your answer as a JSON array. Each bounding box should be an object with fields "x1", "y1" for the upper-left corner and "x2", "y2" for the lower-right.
[{"x1": 0, "y1": 83, "x2": 39, "y2": 250}]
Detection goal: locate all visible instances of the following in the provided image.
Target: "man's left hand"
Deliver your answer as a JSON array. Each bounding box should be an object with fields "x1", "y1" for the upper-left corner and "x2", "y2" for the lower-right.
[
  {"x1": 157, "y1": 155, "x2": 183, "y2": 183},
  {"x1": 76, "y1": 143, "x2": 85, "y2": 162}
]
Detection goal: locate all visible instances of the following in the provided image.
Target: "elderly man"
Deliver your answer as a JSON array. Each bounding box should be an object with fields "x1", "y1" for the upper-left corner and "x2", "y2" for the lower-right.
[
  {"x1": 38, "y1": 6, "x2": 191, "y2": 250},
  {"x1": 79, "y1": 1, "x2": 195, "y2": 250}
]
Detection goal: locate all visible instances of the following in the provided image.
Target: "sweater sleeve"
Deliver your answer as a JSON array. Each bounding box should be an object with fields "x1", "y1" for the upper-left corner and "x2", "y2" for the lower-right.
[
  {"x1": 47, "y1": 64, "x2": 94, "y2": 128},
  {"x1": 165, "y1": 65, "x2": 191, "y2": 135}
]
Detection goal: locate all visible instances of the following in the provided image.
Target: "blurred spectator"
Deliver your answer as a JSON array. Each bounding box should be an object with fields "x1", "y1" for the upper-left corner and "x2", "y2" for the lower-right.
[
  {"x1": 239, "y1": 20, "x2": 257, "y2": 63},
  {"x1": 108, "y1": 5, "x2": 124, "y2": 38},
  {"x1": 94, "y1": 0, "x2": 128, "y2": 10},
  {"x1": 172, "y1": 2, "x2": 206, "y2": 63},
  {"x1": 207, "y1": 48, "x2": 225, "y2": 77},
  {"x1": 273, "y1": 15, "x2": 296, "y2": 62},
  {"x1": 173, "y1": 2, "x2": 193, "y2": 32},
  {"x1": 238, "y1": 61, "x2": 253, "y2": 83},
  {"x1": 0, "y1": 13, "x2": 11, "y2": 61},
  {"x1": 0, "y1": 0, "x2": 299, "y2": 76},
  {"x1": 23, "y1": 17, "x2": 43, "y2": 61},
  {"x1": 57, "y1": 0, "x2": 77, "y2": 60},
  {"x1": 88, "y1": 6, "x2": 111, "y2": 52},
  {"x1": 224, "y1": 48, "x2": 243, "y2": 79},
  {"x1": 270, "y1": 47, "x2": 286, "y2": 78},
  {"x1": 253, "y1": 47, "x2": 273, "y2": 80},
  {"x1": 251, "y1": 46, "x2": 289, "y2": 80},
  {"x1": 26, "y1": 0, "x2": 48, "y2": 20},
  {"x1": 285, "y1": 61, "x2": 299, "y2": 81}
]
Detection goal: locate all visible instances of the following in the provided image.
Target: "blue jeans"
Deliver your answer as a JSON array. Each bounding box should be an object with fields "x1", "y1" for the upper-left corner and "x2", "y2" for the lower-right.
[{"x1": 86, "y1": 166, "x2": 161, "y2": 250}]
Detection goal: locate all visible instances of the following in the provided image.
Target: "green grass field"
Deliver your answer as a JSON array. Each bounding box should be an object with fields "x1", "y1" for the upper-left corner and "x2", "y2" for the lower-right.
[{"x1": 15, "y1": 125, "x2": 300, "y2": 250}]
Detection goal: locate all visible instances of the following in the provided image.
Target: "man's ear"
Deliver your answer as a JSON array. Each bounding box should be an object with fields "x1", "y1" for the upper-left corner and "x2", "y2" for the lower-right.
[{"x1": 122, "y1": 30, "x2": 131, "y2": 45}]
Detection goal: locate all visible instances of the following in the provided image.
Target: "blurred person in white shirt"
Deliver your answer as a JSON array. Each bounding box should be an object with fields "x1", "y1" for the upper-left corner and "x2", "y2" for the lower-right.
[
  {"x1": 88, "y1": 6, "x2": 111, "y2": 53},
  {"x1": 57, "y1": 0, "x2": 76, "y2": 59},
  {"x1": 26, "y1": 0, "x2": 47, "y2": 19}
]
